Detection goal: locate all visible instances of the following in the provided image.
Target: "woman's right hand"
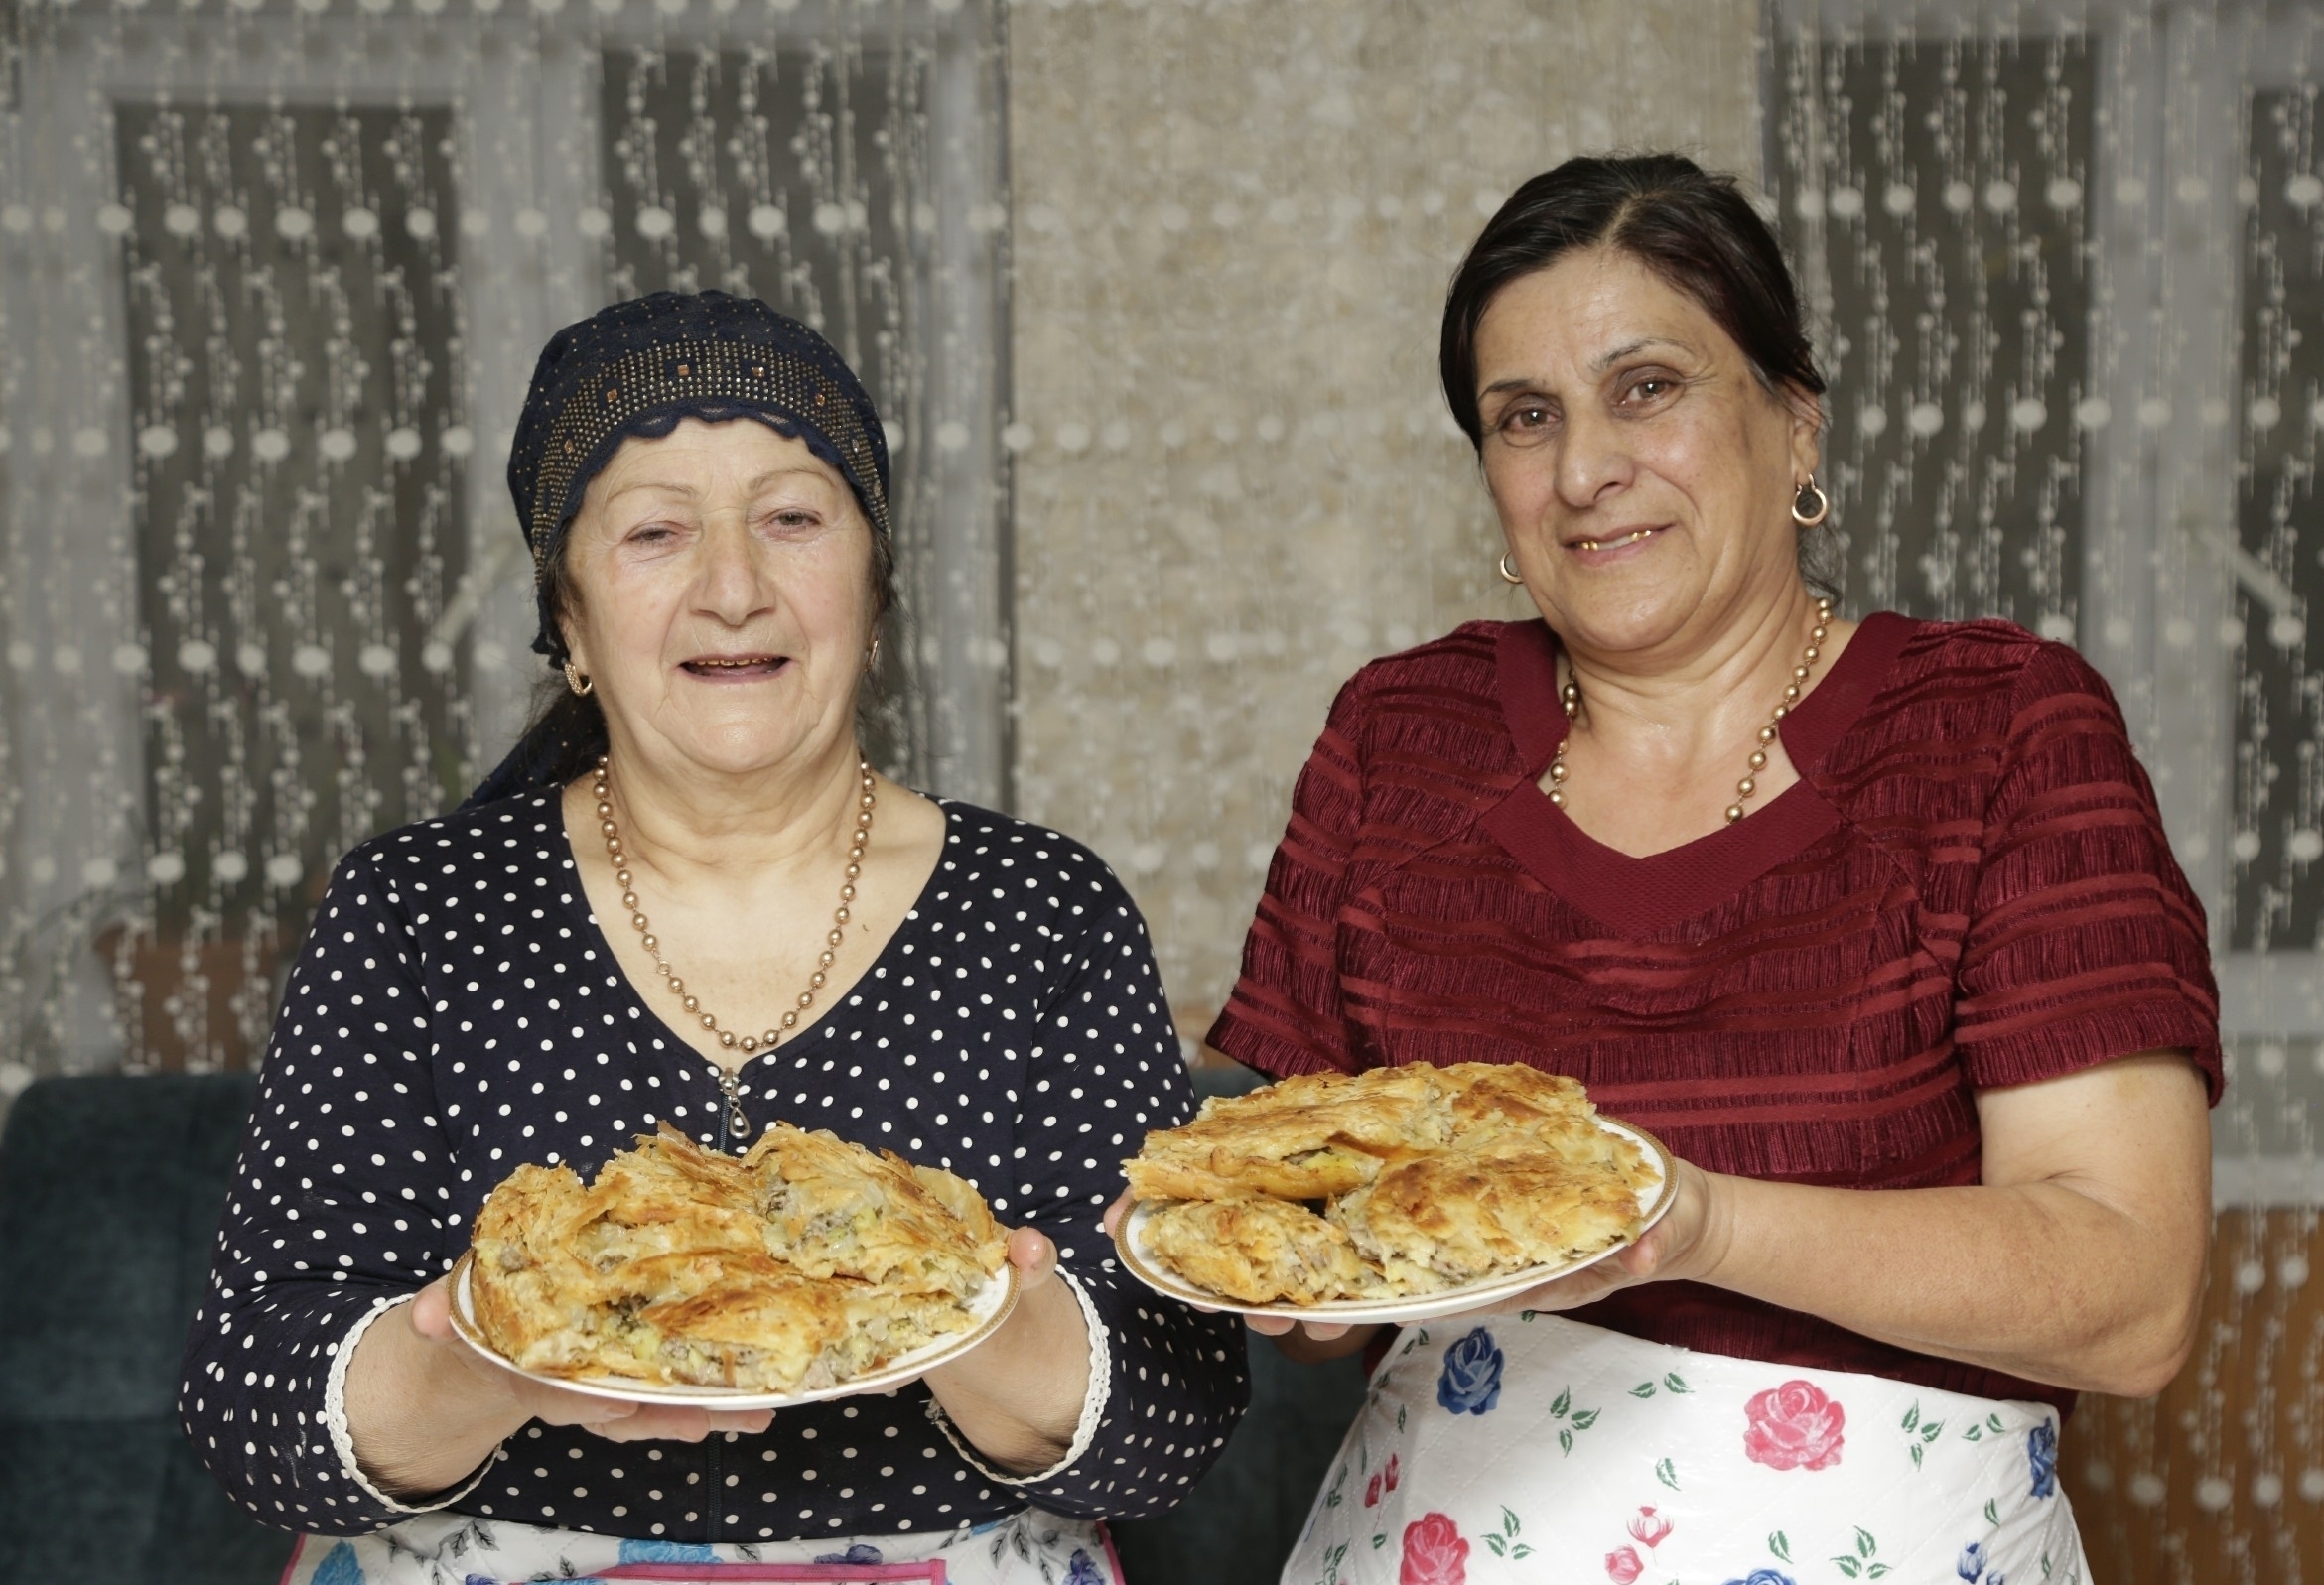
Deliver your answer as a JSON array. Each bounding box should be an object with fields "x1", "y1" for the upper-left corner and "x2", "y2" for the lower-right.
[{"x1": 345, "y1": 1273, "x2": 773, "y2": 1499}]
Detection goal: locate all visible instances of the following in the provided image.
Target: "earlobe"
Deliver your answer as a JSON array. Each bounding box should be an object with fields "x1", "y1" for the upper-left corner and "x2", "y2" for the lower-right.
[
  {"x1": 1777, "y1": 380, "x2": 1825, "y2": 464},
  {"x1": 560, "y1": 635, "x2": 594, "y2": 695}
]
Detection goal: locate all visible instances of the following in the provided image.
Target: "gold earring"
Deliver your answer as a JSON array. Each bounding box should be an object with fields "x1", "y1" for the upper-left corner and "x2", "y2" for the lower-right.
[
  {"x1": 1791, "y1": 474, "x2": 1830, "y2": 528},
  {"x1": 562, "y1": 659, "x2": 594, "y2": 697},
  {"x1": 1498, "y1": 551, "x2": 1526, "y2": 586},
  {"x1": 865, "y1": 635, "x2": 883, "y2": 675}
]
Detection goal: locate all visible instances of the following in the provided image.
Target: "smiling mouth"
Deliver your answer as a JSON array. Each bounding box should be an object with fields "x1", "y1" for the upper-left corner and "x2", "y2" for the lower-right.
[
  {"x1": 681, "y1": 654, "x2": 787, "y2": 677},
  {"x1": 1572, "y1": 526, "x2": 1662, "y2": 553}
]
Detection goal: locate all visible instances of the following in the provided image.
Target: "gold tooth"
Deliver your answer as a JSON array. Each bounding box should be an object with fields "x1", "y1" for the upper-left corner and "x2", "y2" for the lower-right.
[{"x1": 1574, "y1": 527, "x2": 1655, "y2": 553}]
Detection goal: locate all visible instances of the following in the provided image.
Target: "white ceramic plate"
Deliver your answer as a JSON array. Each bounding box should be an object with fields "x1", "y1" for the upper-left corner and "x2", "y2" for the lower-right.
[
  {"x1": 1113, "y1": 1117, "x2": 1677, "y2": 1326},
  {"x1": 448, "y1": 1254, "x2": 1018, "y2": 1411}
]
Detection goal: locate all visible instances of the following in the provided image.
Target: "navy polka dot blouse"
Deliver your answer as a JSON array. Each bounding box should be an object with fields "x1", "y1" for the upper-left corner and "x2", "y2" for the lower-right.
[{"x1": 178, "y1": 792, "x2": 1250, "y2": 1542}]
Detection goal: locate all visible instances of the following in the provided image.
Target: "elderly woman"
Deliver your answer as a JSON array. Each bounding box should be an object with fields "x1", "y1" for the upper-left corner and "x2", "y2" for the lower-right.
[
  {"x1": 179, "y1": 292, "x2": 1245, "y2": 1584},
  {"x1": 1204, "y1": 156, "x2": 2217, "y2": 1584}
]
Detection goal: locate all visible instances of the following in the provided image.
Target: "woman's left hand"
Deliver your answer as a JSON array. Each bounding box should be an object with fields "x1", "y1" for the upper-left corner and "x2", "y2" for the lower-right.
[
  {"x1": 1454, "y1": 1159, "x2": 1729, "y2": 1319},
  {"x1": 917, "y1": 1224, "x2": 1092, "y2": 1475}
]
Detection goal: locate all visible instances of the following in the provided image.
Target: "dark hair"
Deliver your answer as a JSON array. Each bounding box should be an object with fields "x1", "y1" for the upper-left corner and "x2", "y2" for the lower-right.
[
  {"x1": 1439, "y1": 153, "x2": 1826, "y2": 447},
  {"x1": 490, "y1": 490, "x2": 901, "y2": 799}
]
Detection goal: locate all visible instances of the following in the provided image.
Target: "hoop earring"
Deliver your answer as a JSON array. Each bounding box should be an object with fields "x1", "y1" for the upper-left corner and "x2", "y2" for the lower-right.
[
  {"x1": 562, "y1": 659, "x2": 594, "y2": 697},
  {"x1": 1791, "y1": 474, "x2": 1830, "y2": 528},
  {"x1": 1497, "y1": 551, "x2": 1526, "y2": 586},
  {"x1": 865, "y1": 635, "x2": 883, "y2": 676}
]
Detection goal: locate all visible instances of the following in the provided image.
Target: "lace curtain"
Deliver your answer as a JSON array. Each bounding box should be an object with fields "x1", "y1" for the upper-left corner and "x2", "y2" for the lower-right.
[
  {"x1": 0, "y1": 0, "x2": 1006, "y2": 1075},
  {"x1": 1770, "y1": 3, "x2": 2321, "y2": 1572}
]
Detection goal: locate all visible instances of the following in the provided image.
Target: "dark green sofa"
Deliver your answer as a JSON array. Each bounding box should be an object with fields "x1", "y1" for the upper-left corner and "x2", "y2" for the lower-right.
[
  {"x1": 0, "y1": 1068, "x2": 1361, "y2": 1585},
  {"x1": 0, "y1": 1073, "x2": 293, "y2": 1585}
]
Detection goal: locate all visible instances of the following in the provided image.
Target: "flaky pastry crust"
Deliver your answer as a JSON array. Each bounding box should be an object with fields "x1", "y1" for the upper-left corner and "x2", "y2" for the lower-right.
[
  {"x1": 1125, "y1": 1062, "x2": 1657, "y2": 1304},
  {"x1": 1121, "y1": 1064, "x2": 1450, "y2": 1202},
  {"x1": 470, "y1": 1122, "x2": 1007, "y2": 1392}
]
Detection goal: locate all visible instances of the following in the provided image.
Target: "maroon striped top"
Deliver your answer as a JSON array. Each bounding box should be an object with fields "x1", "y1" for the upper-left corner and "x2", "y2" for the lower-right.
[{"x1": 1207, "y1": 613, "x2": 2222, "y2": 1413}]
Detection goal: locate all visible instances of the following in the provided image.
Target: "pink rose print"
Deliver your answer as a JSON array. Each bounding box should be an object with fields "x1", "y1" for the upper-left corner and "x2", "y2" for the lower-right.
[
  {"x1": 1627, "y1": 1506, "x2": 1673, "y2": 1549},
  {"x1": 1385, "y1": 1453, "x2": 1401, "y2": 1493},
  {"x1": 1605, "y1": 1544, "x2": 1645, "y2": 1584},
  {"x1": 1365, "y1": 1471, "x2": 1383, "y2": 1508},
  {"x1": 1399, "y1": 1512, "x2": 1470, "y2": 1585},
  {"x1": 1742, "y1": 1379, "x2": 1846, "y2": 1471}
]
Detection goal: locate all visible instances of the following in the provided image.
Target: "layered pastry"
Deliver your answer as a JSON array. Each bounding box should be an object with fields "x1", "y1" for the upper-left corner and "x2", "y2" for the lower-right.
[
  {"x1": 469, "y1": 1122, "x2": 1007, "y2": 1392},
  {"x1": 1125, "y1": 1062, "x2": 1657, "y2": 1304}
]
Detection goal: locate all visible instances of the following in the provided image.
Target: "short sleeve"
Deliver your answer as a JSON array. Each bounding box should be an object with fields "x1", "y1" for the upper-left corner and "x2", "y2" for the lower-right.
[
  {"x1": 1205, "y1": 673, "x2": 1371, "y2": 1078},
  {"x1": 1953, "y1": 644, "x2": 2223, "y2": 1101}
]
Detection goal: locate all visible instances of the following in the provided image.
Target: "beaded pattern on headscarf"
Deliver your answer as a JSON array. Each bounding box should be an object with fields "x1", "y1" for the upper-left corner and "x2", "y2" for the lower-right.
[{"x1": 527, "y1": 336, "x2": 892, "y2": 576}]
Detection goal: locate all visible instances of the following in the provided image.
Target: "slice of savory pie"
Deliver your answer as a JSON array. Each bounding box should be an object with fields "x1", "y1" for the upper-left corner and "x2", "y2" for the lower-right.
[
  {"x1": 1140, "y1": 1196, "x2": 1383, "y2": 1305},
  {"x1": 743, "y1": 1122, "x2": 1004, "y2": 1295},
  {"x1": 469, "y1": 1122, "x2": 1007, "y2": 1392},
  {"x1": 1124, "y1": 1062, "x2": 1658, "y2": 1304},
  {"x1": 1328, "y1": 1137, "x2": 1652, "y2": 1286},
  {"x1": 1121, "y1": 1064, "x2": 1452, "y2": 1202}
]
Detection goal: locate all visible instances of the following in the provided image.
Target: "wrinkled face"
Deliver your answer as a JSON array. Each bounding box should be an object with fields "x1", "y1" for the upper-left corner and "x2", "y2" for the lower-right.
[
  {"x1": 559, "y1": 416, "x2": 877, "y2": 779},
  {"x1": 1472, "y1": 246, "x2": 1820, "y2": 659}
]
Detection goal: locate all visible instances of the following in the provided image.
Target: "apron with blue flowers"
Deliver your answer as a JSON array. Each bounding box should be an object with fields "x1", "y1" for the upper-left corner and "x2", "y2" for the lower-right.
[{"x1": 1285, "y1": 1314, "x2": 2084, "y2": 1585}]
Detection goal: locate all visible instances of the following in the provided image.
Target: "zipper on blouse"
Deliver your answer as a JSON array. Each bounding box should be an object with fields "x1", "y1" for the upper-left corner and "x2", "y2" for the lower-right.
[
  {"x1": 708, "y1": 1065, "x2": 743, "y2": 1539},
  {"x1": 717, "y1": 1066, "x2": 751, "y2": 1152}
]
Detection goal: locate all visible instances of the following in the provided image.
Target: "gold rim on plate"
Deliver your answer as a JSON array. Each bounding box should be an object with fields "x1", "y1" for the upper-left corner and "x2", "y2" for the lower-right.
[
  {"x1": 1112, "y1": 1116, "x2": 1679, "y2": 1325},
  {"x1": 445, "y1": 1251, "x2": 1020, "y2": 1409}
]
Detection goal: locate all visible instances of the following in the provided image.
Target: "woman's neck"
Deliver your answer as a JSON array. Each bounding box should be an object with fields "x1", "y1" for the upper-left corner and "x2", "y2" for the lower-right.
[
  {"x1": 594, "y1": 733, "x2": 867, "y2": 894},
  {"x1": 1560, "y1": 585, "x2": 1833, "y2": 777}
]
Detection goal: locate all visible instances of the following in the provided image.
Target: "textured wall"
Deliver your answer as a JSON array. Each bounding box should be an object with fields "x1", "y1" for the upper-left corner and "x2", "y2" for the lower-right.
[{"x1": 1005, "y1": 0, "x2": 1764, "y2": 1043}]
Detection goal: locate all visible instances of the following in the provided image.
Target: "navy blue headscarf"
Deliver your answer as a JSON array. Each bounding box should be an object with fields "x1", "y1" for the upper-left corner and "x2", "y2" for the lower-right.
[{"x1": 467, "y1": 291, "x2": 891, "y2": 806}]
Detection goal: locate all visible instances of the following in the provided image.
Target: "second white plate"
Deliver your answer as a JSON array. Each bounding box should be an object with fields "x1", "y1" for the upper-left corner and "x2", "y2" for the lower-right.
[
  {"x1": 1113, "y1": 1117, "x2": 1676, "y2": 1326},
  {"x1": 448, "y1": 1254, "x2": 1018, "y2": 1411}
]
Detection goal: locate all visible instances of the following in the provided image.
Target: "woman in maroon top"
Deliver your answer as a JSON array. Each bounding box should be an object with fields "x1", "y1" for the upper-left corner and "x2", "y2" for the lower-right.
[{"x1": 1196, "y1": 156, "x2": 2217, "y2": 1582}]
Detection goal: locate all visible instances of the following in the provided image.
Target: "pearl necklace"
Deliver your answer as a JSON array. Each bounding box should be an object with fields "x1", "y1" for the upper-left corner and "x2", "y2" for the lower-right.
[
  {"x1": 1547, "y1": 597, "x2": 1834, "y2": 826},
  {"x1": 592, "y1": 752, "x2": 876, "y2": 1057}
]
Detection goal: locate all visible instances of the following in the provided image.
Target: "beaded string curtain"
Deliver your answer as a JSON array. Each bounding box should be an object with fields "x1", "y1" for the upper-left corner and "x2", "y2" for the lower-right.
[
  {"x1": 0, "y1": 1, "x2": 1006, "y2": 1080},
  {"x1": 107, "y1": 99, "x2": 473, "y2": 1067},
  {"x1": 596, "y1": 43, "x2": 1010, "y2": 801},
  {"x1": 1770, "y1": 3, "x2": 2322, "y2": 1576},
  {"x1": 2239, "y1": 79, "x2": 2324, "y2": 956},
  {"x1": 1771, "y1": 35, "x2": 2091, "y2": 638}
]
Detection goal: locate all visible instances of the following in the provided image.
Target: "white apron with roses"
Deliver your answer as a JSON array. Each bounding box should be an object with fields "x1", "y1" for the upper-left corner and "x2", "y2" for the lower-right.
[{"x1": 1284, "y1": 1314, "x2": 2084, "y2": 1585}]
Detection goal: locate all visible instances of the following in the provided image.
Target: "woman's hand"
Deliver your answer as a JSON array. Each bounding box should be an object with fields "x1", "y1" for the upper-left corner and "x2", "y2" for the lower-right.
[
  {"x1": 918, "y1": 1225, "x2": 1093, "y2": 1475},
  {"x1": 344, "y1": 1273, "x2": 773, "y2": 1500}
]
